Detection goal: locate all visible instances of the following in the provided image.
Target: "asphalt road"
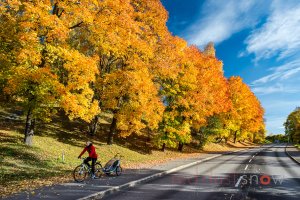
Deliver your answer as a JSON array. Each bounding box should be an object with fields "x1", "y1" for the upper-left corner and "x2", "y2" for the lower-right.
[{"x1": 104, "y1": 145, "x2": 300, "y2": 200}]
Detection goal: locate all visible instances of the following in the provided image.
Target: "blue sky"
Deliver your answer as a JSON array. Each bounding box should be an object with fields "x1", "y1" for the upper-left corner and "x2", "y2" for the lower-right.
[{"x1": 161, "y1": 0, "x2": 300, "y2": 134}]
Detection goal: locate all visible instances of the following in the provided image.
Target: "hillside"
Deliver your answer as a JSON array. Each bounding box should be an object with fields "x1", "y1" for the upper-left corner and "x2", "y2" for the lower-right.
[{"x1": 0, "y1": 107, "x2": 255, "y2": 197}]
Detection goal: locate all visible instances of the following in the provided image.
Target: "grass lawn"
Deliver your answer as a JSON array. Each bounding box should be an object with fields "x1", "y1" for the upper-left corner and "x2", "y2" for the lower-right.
[{"x1": 0, "y1": 108, "x2": 253, "y2": 197}]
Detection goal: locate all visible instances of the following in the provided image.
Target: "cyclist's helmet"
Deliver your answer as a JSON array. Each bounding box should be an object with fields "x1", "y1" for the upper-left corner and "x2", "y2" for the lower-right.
[{"x1": 86, "y1": 141, "x2": 92, "y2": 146}]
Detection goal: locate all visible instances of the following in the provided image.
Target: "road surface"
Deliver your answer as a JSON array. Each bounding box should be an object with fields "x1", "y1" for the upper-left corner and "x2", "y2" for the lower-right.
[
  {"x1": 5, "y1": 145, "x2": 299, "y2": 200},
  {"x1": 104, "y1": 145, "x2": 300, "y2": 200}
]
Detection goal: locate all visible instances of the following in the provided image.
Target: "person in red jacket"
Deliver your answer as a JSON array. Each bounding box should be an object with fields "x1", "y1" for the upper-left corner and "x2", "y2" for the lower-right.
[{"x1": 78, "y1": 141, "x2": 98, "y2": 178}]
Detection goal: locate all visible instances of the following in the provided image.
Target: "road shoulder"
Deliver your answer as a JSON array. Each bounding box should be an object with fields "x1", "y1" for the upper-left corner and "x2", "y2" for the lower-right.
[{"x1": 285, "y1": 144, "x2": 300, "y2": 164}]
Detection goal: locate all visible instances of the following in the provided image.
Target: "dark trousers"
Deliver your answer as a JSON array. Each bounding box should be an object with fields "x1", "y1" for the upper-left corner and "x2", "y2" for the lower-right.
[{"x1": 84, "y1": 157, "x2": 97, "y2": 174}]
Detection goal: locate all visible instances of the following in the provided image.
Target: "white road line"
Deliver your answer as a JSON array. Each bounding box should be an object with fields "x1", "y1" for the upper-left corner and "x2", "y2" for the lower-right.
[
  {"x1": 249, "y1": 159, "x2": 252, "y2": 163},
  {"x1": 235, "y1": 175, "x2": 245, "y2": 187},
  {"x1": 252, "y1": 155, "x2": 255, "y2": 158},
  {"x1": 244, "y1": 164, "x2": 249, "y2": 170}
]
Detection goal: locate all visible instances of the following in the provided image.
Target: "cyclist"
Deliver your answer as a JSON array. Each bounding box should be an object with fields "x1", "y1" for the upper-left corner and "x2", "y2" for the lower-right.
[{"x1": 78, "y1": 141, "x2": 98, "y2": 178}]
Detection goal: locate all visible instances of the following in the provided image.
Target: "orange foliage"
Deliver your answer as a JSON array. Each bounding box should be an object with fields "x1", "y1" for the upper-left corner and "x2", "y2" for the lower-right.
[{"x1": 0, "y1": 0, "x2": 265, "y2": 146}]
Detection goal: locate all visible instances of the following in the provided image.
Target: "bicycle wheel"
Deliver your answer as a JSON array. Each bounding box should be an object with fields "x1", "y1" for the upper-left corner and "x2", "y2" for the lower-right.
[
  {"x1": 94, "y1": 163, "x2": 104, "y2": 178},
  {"x1": 73, "y1": 164, "x2": 88, "y2": 182},
  {"x1": 116, "y1": 166, "x2": 122, "y2": 176}
]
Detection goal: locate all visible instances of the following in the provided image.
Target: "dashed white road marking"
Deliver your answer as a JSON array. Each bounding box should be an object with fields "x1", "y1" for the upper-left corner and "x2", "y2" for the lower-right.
[
  {"x1": 244, "y1": 164, "x2": 249, "y2": 170},
  {"x1": 249, "y1": 159, "x2": 252, "y2": 163}
]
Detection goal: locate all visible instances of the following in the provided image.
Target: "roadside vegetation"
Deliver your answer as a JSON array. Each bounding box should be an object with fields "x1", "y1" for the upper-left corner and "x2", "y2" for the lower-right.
[
  {"x1": 1, "y1": 0, "x2": 265, "y2": 197},
  {"x1": 284, "y1": 107, "x2": 300, "y2": 145},
  {"x1": 265, "y1": 134, "x2": 288, "y2": 143}
]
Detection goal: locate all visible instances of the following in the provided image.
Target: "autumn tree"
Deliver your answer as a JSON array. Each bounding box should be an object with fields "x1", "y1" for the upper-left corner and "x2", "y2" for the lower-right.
[
  {"x1": 67, "y1": 0, "x2": 168, "y2": 142},
  {"x1": 203, "y1": 42, "x2": 216, "y2": 57},
  {"x1": 222, "y1": 77, "x2": 264, "y2": 143},
  {"x1": 152, "y1": 39, "x2": 230, "y2": 151},
  {"x1": 0, "y1": 0, "x2": 265, "y2": 150},
  {"x1": 182, "y1": 46, "x2": 231, "y2": 148},
  {"x1": 285, "y1": 107, "x2": 300, "y2": 144},
  {"x1": 1, "y1": 1, "x2": 99, "y2": 145},
  {"x1": 252, "y1": 125, "x2": 266, "y2": 143},
  {"x1": 147, "y1": 34, "x2": 194, "y2": 151}
]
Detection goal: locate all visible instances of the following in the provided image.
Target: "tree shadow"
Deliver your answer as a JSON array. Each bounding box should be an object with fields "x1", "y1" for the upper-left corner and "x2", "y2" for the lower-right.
[{"x1": 0, "y1": 144, "x2": 67, "y2": 188}]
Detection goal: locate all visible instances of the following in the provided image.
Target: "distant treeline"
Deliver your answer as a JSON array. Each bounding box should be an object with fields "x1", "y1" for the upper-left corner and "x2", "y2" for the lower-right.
[{"x1": 265, "y1": 134, "x2": 288, "y2": 143}]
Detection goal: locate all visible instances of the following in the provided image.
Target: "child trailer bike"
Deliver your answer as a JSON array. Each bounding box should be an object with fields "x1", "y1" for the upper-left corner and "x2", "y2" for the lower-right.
[
  {"x1": 102, "y1": 153, "x2": 123, "y2": 176},
  {"x1": 73, "y1": 153, "x2": 123, "y2": 182}
]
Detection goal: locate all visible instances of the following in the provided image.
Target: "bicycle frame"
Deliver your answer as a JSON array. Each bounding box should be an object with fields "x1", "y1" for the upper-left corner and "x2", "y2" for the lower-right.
[{"x1": 80, "y1": 163, "x2": 91, "y2": 174}]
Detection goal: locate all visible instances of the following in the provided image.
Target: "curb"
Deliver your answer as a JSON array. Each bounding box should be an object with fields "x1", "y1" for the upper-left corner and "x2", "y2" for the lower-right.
[
  {"x1": 77, "y1": 147, "x2": 251, "y2": 200},
  {"x1": 285, "y1": 144, "x2": 300, "y2": 165}
]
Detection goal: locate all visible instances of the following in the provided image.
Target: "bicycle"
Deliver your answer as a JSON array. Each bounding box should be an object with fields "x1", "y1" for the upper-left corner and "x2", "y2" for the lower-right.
[{"x1": 73, "y1": 157, "x2": 104, "y2": 182}]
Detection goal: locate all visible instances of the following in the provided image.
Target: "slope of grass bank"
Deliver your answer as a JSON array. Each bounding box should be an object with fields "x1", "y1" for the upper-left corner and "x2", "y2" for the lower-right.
[
  {"x1": 0, "y1": 128, "x2": 253, "y2": 197},
  {"x1": 0, "y1": 109, "x2": 255, "y2": 197}
]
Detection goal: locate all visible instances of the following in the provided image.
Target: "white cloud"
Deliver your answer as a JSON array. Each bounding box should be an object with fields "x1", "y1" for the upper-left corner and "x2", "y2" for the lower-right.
[
  {"x1": 251, "y1": 59, "x2": 300, "y2": 95},
  {"x1": 184, "y1": 0, "x2": 267, "y2": 47},
  {"x1": 252, "y1": 84, "x2": 283, "y2": 94},
  {"x1": 252, "y1": 84, "x2": 300, "y2": 95},
  {"x1": 244, "y1": 1, "x2": 300, "y2": 60},
  {"x1": 251, "y1": 59, "x2": 300, "y2": 85},
  {"x1": 263, "y1": 100, "x2": 300, "y2": 110}
]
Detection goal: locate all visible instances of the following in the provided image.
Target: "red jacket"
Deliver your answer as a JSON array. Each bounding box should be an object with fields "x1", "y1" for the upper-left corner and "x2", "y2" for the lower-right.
[{"x1": 79, "y1": 144, "x2": 98, "y2": 158}]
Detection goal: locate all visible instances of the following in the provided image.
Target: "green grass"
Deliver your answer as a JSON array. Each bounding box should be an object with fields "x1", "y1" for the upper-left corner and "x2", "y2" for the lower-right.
[
  {"x1": 0, "y1": 120, "x2": 204, "y2": 196},
  {"x1": 295, "y1": 144, "x2": 300, "y2": 149},
  {"x1": 0, "y1": 107, "x2": 251, "y2": 197}
]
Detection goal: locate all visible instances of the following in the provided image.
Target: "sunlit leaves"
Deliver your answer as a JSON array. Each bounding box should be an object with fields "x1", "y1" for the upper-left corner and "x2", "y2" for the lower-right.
[
  {"x1": 0, "y1": 0, "x2": 265, "y2": 147},
  {"x1": 224, "y1": 77, "x2": 265, "y2": 142},
  {"x1": 0, "y1": 0, "x2": 100, "y2": 123},
  {"x1": 285, "y1": 108, "x2": 300, "y2": 143}
]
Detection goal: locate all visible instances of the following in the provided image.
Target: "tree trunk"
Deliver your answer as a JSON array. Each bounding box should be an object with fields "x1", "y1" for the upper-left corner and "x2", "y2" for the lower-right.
[
  {"x1": 107, "y1": 116, "x2": 117, "y2": 145},
  {"x1": 147, "y1": 128, "x2": 151, "y2": 142},
  {"x1": 214, "y1": 137, "x2": 222, "y2": 143},
  {"x1": 234, "y1": 131, "x2": 238, "y2": 143},
  {"x1": 89, "y1": 115, "x2": 99, "y2": 136},
  {"x1": 198, "y1": 131, "x2": 205, "y2": 149},
  {"x1": 24, "y1": 108, "x2": 35, "y2": 146},
  {"x1": 161, "y1": 143, "x2": 166, "y2": 152},
  {"x1": 178, "y1": 142, "x2": 184, "y2": 152}
]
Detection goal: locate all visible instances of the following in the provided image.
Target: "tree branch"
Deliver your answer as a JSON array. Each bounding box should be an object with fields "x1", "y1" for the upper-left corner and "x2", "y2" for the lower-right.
[{"x1": 69, "y1": 21, "x2": 84, "y2": 29}]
